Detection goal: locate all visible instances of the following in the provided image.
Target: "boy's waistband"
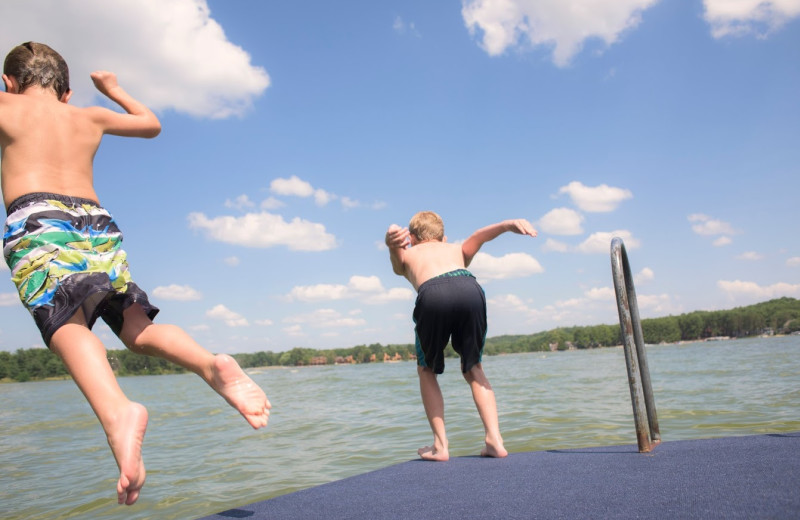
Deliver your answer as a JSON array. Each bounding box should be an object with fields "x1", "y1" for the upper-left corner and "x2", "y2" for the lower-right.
[
  {"x1": 7, "y1": 192, "x2": 102, "y2": 215},
  {"x1": 418, "y1": 269, "x2": 475, "y2": 291}
]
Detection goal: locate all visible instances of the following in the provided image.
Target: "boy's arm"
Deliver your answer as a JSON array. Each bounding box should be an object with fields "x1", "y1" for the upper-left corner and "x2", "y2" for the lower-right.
[
  {"x1": 87, "y1": 71, "x2": 161, "y2": 138},
  {"x1": 462, "y1": 219, "x2": 537, "y2": 266},
  {"x1": 385, "y1": 224, "x2": 410, "y2": 276}
]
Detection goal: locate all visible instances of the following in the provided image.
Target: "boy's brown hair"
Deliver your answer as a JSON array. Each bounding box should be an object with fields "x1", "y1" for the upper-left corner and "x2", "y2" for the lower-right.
[
  {"x1": 409, "y1": 211, "x2": 444, "y2": 242},
  {"x1": 4, "y1": 42, "x2": 70, "y2": 98}
]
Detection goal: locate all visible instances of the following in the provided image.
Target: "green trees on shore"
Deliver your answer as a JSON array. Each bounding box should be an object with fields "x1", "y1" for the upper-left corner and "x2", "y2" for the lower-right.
[{"x1": 2, "y1": 297, "x2": 799, "y2": 383}]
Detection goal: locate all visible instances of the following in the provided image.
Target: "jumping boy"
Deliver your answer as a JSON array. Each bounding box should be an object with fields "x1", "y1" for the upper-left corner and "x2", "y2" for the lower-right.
[
  {"x1": 1, "y1": 42, "x2": 270, "y2": 505},
  {"x1": 385, "y1": 211, "x2": 537, "y2": 461}
]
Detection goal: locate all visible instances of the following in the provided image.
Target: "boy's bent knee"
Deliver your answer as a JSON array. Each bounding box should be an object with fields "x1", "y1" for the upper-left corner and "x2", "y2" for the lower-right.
[{"x1": 119, "y1": 304, "x2": 155, "y2": 350}]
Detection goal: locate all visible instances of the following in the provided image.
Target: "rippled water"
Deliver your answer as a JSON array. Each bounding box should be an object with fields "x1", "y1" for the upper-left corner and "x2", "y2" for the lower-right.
[{"x1": 1, "y1": 336, "x2": 798, "y2": 519}]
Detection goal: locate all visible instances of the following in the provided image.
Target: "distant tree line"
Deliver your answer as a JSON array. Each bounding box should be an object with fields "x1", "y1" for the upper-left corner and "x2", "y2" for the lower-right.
[{"x1": 2, "y1": 297, "x2": 799, "y2": 383}]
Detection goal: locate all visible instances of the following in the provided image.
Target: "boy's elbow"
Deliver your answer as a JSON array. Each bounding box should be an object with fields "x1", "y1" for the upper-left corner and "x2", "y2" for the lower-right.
[{"x1": 143, "y1": 120, "x2": 161, "y2": 138}]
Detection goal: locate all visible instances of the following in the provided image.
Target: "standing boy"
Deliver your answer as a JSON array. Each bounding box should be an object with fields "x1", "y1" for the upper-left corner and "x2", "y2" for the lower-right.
[
  {"x1": 385, "y1": 211, "x2": 537, "y2": 461},
  {"x1": 1, "y1": 42, "x2": 270, "y2": 505}
]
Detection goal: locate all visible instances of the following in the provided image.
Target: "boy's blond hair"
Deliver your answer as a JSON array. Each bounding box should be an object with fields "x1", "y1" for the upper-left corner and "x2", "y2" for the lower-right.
[
  {"x1": 4, "y1": 42, "x2": 70, "y2": 98},
  {"x1": 409, "y1": 211, "x2": 444, "y2": 242}
]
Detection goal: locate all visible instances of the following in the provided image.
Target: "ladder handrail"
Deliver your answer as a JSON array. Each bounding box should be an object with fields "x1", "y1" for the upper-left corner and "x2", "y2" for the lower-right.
[{"x1": 610, "y1": 237, "x2": 661, "y2": 452}]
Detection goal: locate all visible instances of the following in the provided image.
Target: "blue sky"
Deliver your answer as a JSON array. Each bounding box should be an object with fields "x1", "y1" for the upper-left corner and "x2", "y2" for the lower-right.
[{"x1": 1, "y1": 0, "x2": 798, "y2": 354}]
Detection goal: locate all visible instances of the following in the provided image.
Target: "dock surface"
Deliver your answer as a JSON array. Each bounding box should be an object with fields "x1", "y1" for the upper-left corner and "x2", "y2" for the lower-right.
[{"x1": 200, "y1": 431, "x2": 799, "y2": 519}]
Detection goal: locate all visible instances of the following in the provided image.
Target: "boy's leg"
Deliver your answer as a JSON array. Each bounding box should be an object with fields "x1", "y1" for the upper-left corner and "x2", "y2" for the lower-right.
[
  {"x1": 49, "y1": 310, "x2": 148, "y2": 506},
  {"x1": 463, "y1": 363, "x2": 508, "y2": 458},
  {"x1": 417, "y1": 366, "x2": 449, "y2": 461},
  {"x1": 117, "y1": 304, "x2": 270, "y2": 429}
]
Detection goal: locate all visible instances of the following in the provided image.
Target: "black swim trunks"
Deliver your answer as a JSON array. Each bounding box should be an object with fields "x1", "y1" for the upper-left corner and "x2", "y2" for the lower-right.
[
  {"x1": 3, "y1": 192, "x2": 159, "y2": 346},
  {"x1": 413, "y1": 269, "x2": 487, "y2": 374}
]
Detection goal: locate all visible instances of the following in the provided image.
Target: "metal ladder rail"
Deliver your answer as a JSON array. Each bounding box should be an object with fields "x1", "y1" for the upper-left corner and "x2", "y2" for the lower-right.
[{"x1": 610, "y1": 237, "x2": 661, "y2": 453}]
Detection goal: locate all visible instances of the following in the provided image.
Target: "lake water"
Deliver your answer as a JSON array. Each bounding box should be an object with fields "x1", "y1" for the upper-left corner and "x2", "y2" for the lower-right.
[{"x1": 1, "y1": 336, "x2": 798, "y2": 519}]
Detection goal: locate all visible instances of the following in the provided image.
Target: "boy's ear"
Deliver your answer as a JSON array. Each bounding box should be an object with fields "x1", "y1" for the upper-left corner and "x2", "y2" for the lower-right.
[
  {"x1": 443, "y1": 235, "x2": 448, "y2": 243},
  {"x1": 3, "y1": 74, "x2": 18, "y2": 93},
  {"x1": 60, "y1": 89, "x2": 73, "y2": 103}
]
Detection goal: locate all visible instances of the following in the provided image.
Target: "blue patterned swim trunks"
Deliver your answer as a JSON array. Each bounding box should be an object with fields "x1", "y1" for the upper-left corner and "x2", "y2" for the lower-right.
[{"x1": 3, "y1": 192, "x2": 158, "y2": 346}]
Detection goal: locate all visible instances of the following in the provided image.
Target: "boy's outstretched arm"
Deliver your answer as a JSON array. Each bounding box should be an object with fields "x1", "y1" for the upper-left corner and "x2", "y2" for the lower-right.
[
  {"x1": 88, "y1": 71, "x2": 161, "y2": 138},
  {"x1": 462, "y1": 219, "x2": 537, "y2": 266},
  {"x1": 385, "y1": 224, "x2": 410, "y2": 276}
]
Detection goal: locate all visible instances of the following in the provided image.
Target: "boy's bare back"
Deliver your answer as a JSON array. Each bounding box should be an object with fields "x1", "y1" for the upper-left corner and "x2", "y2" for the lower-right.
[
  {"x1": 386, "y1": 216, "x2": 538, "y2": 291},
  {"x1": 1, "y1": 70, "x2": 160, "y2": 208},
  {"x1": 390, "y1": 237, "x2": 467, "y2": 290}
]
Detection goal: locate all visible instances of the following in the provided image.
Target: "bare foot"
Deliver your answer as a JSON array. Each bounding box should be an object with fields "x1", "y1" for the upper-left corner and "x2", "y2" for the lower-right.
[
  {"x1": 210, "y1": 354, "x2": 271, "y2": 429},
  {"x1": 418, "y1": 445, "x2": 449, "y2": 462},
  {"x1": 106, "y1": 402, "x2": 148, "y2": 505},
  {"x1": 480, "y1": 439, "x2": 508, "y2": 458}
]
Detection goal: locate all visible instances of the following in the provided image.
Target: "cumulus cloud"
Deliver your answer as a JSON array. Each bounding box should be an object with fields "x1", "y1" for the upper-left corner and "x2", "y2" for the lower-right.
[
  {"x1": 703, "y1": 0, "x2": 800, "y2": 38},
  {"x1": 585, "y1": 286, "x2": 615, "y2": 301},
  {"x1": 393, "y1": 15, "x2": 422, "y2": 37},
  {"x1": 225, "y1": 195, "x2": 256, "y2": 211},
  {"x1": 188, "y1": 211, "x2": 337, "y2": 251},
  {"x1": 0, "y1": 293, "x2": 19, "y2": 306},
  {"x1": 576, "y1": 230, "x2": 640, "y2": 254},
  {"x1": 542, "y1": 238, "x2": 569, "y2": 253},
  {"x1": 269, "y1": 175, "x2": 334, "y2": 207},
  {"x1": 713, "y1": 236, "x2": 733, "y2": 247},
  {"x1": 634, "y1": 267, "x2": 654, "y2": 285},
  {"x1": 737, "y1": 251, "x2": 764, "y2": 261},
  {"x1": 688, "y1": 214, "x2": 737, "y2": 236},
  {"x1": 152, "y1": 284, "x2": 202, "y2": 301},
  {"x1": 537, "y1": 207, "x2": 584, "y2": 235},
  {"x1": 287, "y1": 275, "x2": 414, "y2": 303},
  {"x1": 718, "y1": 280, "x2": 800, "y2": 300},
  {"x1": 462, "y1": 0, "x2": 658, "y2": 66},
  {"x1": 206, "y1": 304, "x2": 249, "y2": 327},
  {"x1": 284, "y1": 308, "x2": 367, "y2": 329},
  {"x1": 558, "y1": 181, "x2": 633, "y2": 212},
  {"x1": 787, "y1": 257, "x2": 800, "y2": 267},
  {"x1": 469, "y1": 252, "x2": 544, "y2": 280},
  {"x1": 0, "y1": 0, "x2": 269, "y2": 118}
]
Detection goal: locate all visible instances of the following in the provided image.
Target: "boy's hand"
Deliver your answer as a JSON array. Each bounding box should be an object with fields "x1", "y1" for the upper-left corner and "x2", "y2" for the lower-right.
[
  {"x1": 506, "y1": 219, "x2": 538, "y2": 238},
  {"x1": 385, "y1": 224, "x2": 410, "y2": 249},
  {"x1": 90, "y1": 71, "x2": 120, "y2": 97}
]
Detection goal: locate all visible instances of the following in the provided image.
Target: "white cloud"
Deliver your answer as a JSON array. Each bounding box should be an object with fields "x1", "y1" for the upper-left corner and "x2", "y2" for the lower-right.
[
  {"x1": 188, "y1": 211, "x2": 337, "y2": 251},
  {"x1": 787, "y1": 257, "x2": 800, "y2": 267},
  {"x1": 703, "y1": 0, "x2": 800, "y2": 38},
  {"x1": 718, "y1": 279, "x2": 800, "y2": 300},
  {"x1": 713, "y1": 236, "x2": 733, "y2": 247},
  {"x1": 393, "y1": 15, "x2": 422, "y2": 37},
  {"x1": 206, "y1": 304, "x2": 249, "y2": 327},
  {"x1": 152, "y1": 284, "x2": 202, "y2": 301},
  {"x1": 688, "y1": 214, "x2": 737, "y2": 236},
  {"x1": 255, "y1": 318, "x2": 273, "y2": 326},
  {"x1": 270, "y1": 176, "x2": 315, "y2": 198},
  {"x1": 284, "y1": 308, "x2": 367, "y2": 329},
  {"x1": 576, "y1": 230, "x2": 640, "y2": 254},
  {"x1": 537, "y1": 207, "x2": 584, "y2": 235},
  {"x1": 287, "y1": 275, "x2": 414, "y2": 303},
  {"x1": 462, "y1": 0, "x2": 659, "y2": 66},
  {"x1": 542, "y1": 238, "x2": 569, "y2": 253},
  {"x1": 558, "y1": 181, "x2": 633, "y2": 212},
  {"x1": 585, "y1": 286, "x2": 615, "y2": 301},
  {"x1": 223, "y1": 256, "x2": 240, "y2": 267},
  {"x1": 225, "y1": 195, "x2": 255, "y2": 211},
  {"x1": 470, "y1": 251, "x2": 544, "y2": 280},
  {"x1": 0, "y1": 0, "x2": 269, "y2": 118},
  {"x1": 737, "y1": 251, "x2": 764, "y2": 261},
  {"x1": 0, "y1": 293, "x2": 19, "y2": 306},
  {"x1": 635, "y1": 293, "x2": 679, "y2": 315},
  {"x1": 634, "y1": 267, "x2": 654, "y2": 285},
  {"x1": 260, "y1": 197, "x2": 285, "y2": 210}
]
